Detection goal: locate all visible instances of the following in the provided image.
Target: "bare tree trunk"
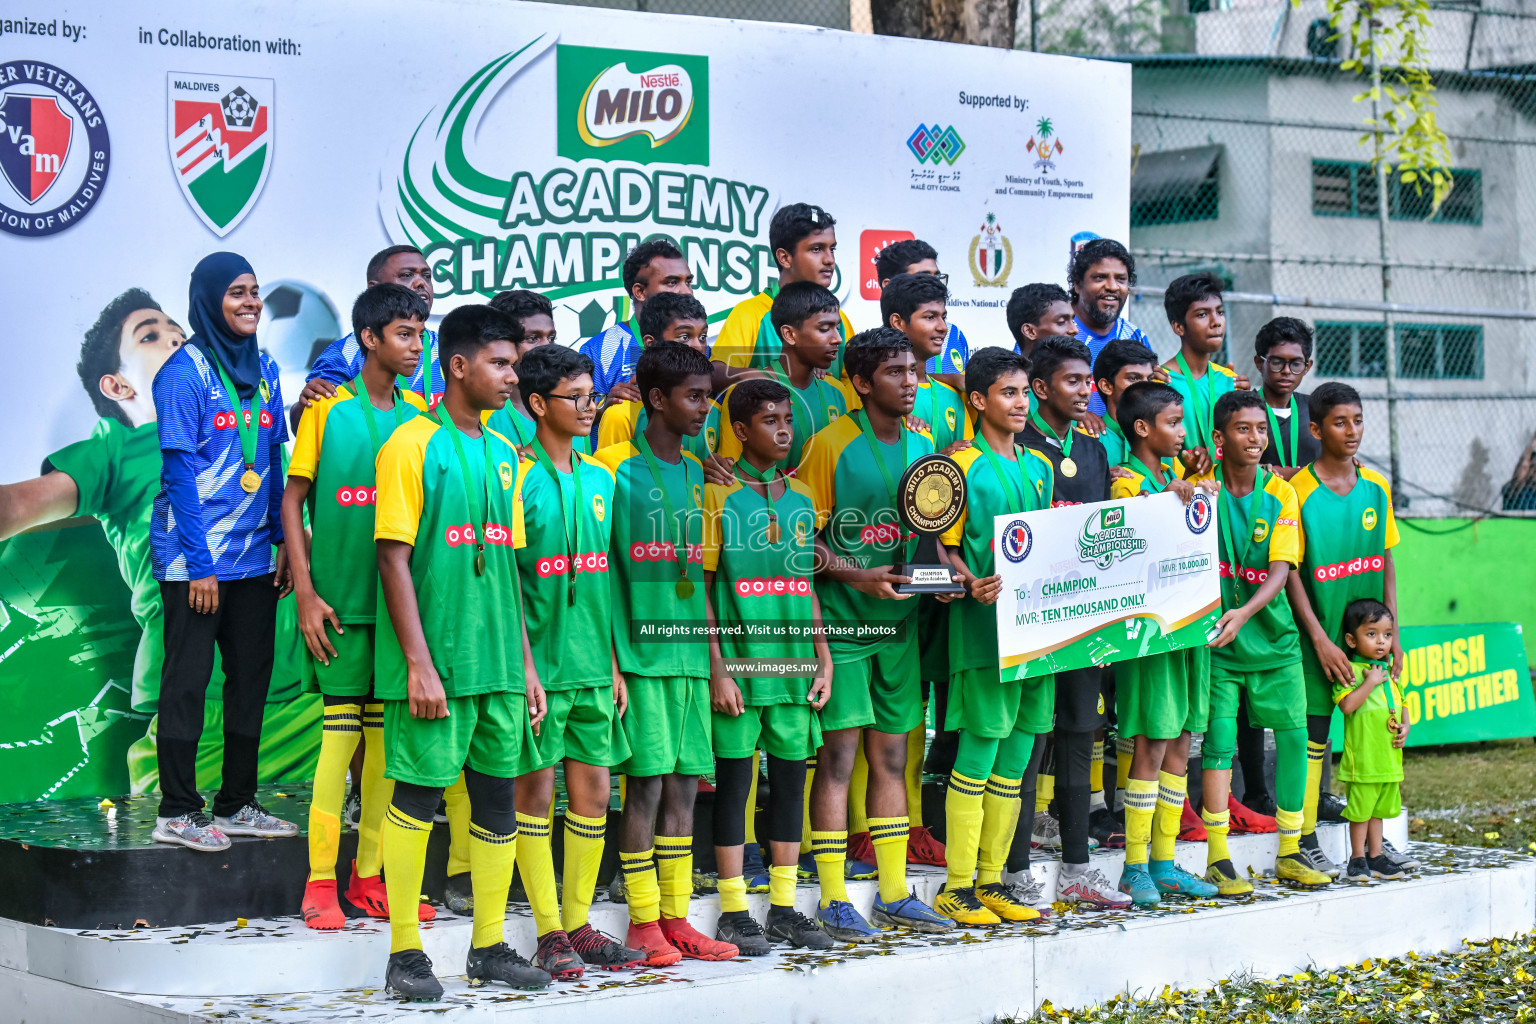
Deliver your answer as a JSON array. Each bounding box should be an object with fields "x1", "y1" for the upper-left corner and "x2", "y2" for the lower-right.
[{"x1": 870, "y1": 0, "x2": 1017, "y2": 47}]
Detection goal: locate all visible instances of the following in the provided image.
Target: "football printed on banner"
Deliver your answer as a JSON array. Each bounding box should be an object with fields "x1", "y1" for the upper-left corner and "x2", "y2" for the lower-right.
[
  {"x1": 0, "y1": 60, "x2": 109, "y2": 237},
  {"x1": 166, "y1": 73, "x2": 273, "y2": 236},
  {"x1": 558, "y1": 45, "x2": 708, "y2": 166}
]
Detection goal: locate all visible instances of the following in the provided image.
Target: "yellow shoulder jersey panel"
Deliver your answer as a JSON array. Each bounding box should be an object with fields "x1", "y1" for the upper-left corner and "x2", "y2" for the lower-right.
[
  {"x1": 797, "y1": 414, "x2": 862, "y2": 527},
  {"x1": 373, "y1": 415, "x2": 441, "y2": 545}
]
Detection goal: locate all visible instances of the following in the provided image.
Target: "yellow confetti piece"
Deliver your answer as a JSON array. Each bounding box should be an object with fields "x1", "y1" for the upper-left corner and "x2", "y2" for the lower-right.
[
  {"x1": 98, "y1": 798, "x2": 115, "y2": 809},
  {"x1": 236, "y1": 918, "x2": 248, "y2": 927},
  {"x1": 1485, "y1": 831, "x2": 1501, "y2": 840}
]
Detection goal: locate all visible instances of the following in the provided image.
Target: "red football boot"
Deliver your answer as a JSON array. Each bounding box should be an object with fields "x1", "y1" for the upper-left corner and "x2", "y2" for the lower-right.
[
  {"x1": 848, "y1": 830, "x2": 877, "y2": 866},
  {"x1": 1227, "y1": 796, "x2": 1278, "y2": 835},
  {"x1": 625, "y1": 920, "x2": 683, "y2": 967},
  {"x1": 1178, "y1": 798, "x2": 1208, "y2": 842},
  {"x1": 906, "y1": 825, "x2": 947, "y2": 866},
  {"x1": 301, "y1": 878, "x2": 346, "y2": 930},
  {"x1": 658, "y1": 917, "x2": 739, "y2": 961},
  {"x1": 346, "y1": 860, "x2": 436, "y2": 921}
]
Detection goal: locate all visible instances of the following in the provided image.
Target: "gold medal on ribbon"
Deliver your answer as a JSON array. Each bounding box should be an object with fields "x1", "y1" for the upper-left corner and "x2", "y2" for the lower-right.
[
  {"x1": 767, "y1": 518, "x2": 781, "y2": 545},
  {"x1": 474, "y1": 550, "x2": 486, "y2": 576},
  {"x1": 1059, "y1": 457, "x2": 1078, "y2": 478},
  {"x1": 240, "y1": 469, "x2": 261, "y2": 493},
  {"x1": 676, "y1": 578, "x2": 694, "y2": 599}
]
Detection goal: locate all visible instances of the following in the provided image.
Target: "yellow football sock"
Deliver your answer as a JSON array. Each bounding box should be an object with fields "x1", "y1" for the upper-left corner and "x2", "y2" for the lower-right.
[
  {"x1": 356, "y1": 704, "x2": 389, "y2": 878},
  {"x1": 1115, "y1": 736, "x2": 1134, "y2": 805},
  {"x1": 849, "y1": 742, "x2": 870, "y2": 835},
  {"x1": 769, "y1": 864, "x2": 796, "y2": 908},
  {"x1": 1276, "y1": 807, "x2": 1304, "y2": 857},
  {"x1": 381, "y1": 804, "x2": 431, "y2": 953},
  {"x1": 1301, "y1": 741, "x2": 1326, "y2": 837},
  {"x1": 943, "y1": 772, "x2": 986, "y2": 890},
  {"x1": 800, "y1": 757, "x2": 816, "y2": 855},
  {"x1": 1035, "y1": 772, "x2": 1055, "y2": 814},
  {"x1": 1150, "y1": 771, "x2": 1185, "y2": 862},
  {"x1": 444, "y1": 772, "x2": 471, "y2": 878},
  {"x1": 745, "y1": 750, "x2": 760, "y2": 845},
  {"x1": 655, "y1": 834, "x2": 693, "y2": 920},
  {"x1": 1123, "y1": 778, "x2": 1157, "y2": 866},
  {"x1": 811, "y1": 830, "x2": 849, "y2": 908},
  {"x1": 906, "y1": 719, "x2": 926, "y2": 828},
  {"x1": 307, "y1": 703, "x2": 361, "y2": 881},
  {"x1": 561, "y1": 810, "x2": 607, "y2": 933},
  {"x1": 718, "y1": 874, "x2": 749, "y2": 914},
  {"x1": 1202, "y1": 807, "x2": 1231, "y2": 868},
  {"x1": 978, "y1": 774, "x2": 1023, "y2": 886},
  {"x1": 869, "y1": 815, "x2": 910, "y2": 904},
  {"x1": 620, "y1": 848, "x2": 660, "y2": 925},
  {"x1": 1089, "y1": 739, "x2": 1106, "y2": 810},
  {"x1": 469, "y1": 820, "x2": 517, "y2": 949},
  {"x1": 514, "y1": 811, "x2": 560, "y2": 936}
]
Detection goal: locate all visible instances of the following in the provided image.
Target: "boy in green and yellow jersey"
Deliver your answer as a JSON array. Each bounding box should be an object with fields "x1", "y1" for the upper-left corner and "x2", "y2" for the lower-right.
[
  {"x1": 1091, "y1": 338, "x2": 1161, "y2": 471},
  {"x1": 373, "y1": 304, "x2": 550, "y2": 1002},
  {"x1": 285, "y1": 284, "x2": 435, "y2": 930},
  {"x1": 597, "y1": 291, "x2": 720, "y2": 463},
  {"x1": 484, "y1": 289, "x2": 558, "y2": 449},
  {"x1": 710, "y1": 202, "x2": 854, "y2": 392},
  {"x1": 596, "y1": 342, "x2": 741, "y2": 966},
  {"x1": 1335, "y1": 599, "x2": 1410, "y2": 882},
  {"x1": 704, "y1": 378, "x2": 836, "y2": 954},
  {"x1": 1284, "y1": 382, "x2": 1404, "y2": 879},
  {"x1": 1161, "y1": 273, "x2": 1247, "y2": 480},
  {"x1": 1107, "y1": 381, "x2": 1219, "y2": 906},
  {"x1": 798, "y1": 328, "x2": 951, "y2": 939},
  {"x1": 509, "y1": 344, "x2": 649, "y2": 979},
  {"x1": 937, "y1": 347, "x2": 1054, "y2": 927},
  {"x1": 1201, "y1": 390, "x2": 1330, "y2": 896}
]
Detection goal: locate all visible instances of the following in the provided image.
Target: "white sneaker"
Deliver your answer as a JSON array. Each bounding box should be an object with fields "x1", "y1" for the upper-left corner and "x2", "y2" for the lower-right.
[
  {"x1": 1057, "y1": 864, "x2": 1134, "y2": 909},
  {"x1": 153, "y1": 811, "x2": 232, "y2": 852},
  {"x1": 1031, "y1": 811, "x2": 1061, "y2": 849},
  {"x1": 215, "y1": 801, "x2": 299, "y2": 838},
  {"x1": 1300, "y1": 841, "x2": 1342, "y2": 879},
  {"x1": 1380, "y1": 839, "x2": 1421, "y2": 872},
  {"x1": 1001, "y1": 869, "x2": 1054, "y2": 914}
]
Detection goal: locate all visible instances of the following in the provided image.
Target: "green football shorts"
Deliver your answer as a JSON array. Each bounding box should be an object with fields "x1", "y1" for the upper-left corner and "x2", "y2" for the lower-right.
[
  {"x1": 712, "y1": 701, "x2": 822, "y2": 760},
  {"x1": 1209, "y1": 660, "x2": 1307, "y2": 732},
  {"x1": 1343, "y1": 780, "x2": 1402, "y2": 822},
  {"x1": 946, "y1": 667, "x2": 1055, "y2": 739},
  {"x1": 618, "y1": 674, "x2": 713, "y2": 778},
  {"x1": 303, "y1": 623, "x2": 375, "y2": 698},
  {"x1": 1185, "y1": 644, "x2": 1211, "y2": 734},
  {"x1": 1302, "y1": 668, "x2": 1338, "y2": 719},
  {"x1": 1117, "y1": 648, "x2": 1198, "y2": 741},
  {"x1": 383, "y1": 690, "x2": 529, "y2": 787},
  {"x1": 819, "y1": 633, "x2": 921, "y2": 735},
  {"x1": 518, "y1": 685, "x2": 630, "y2": 774}
]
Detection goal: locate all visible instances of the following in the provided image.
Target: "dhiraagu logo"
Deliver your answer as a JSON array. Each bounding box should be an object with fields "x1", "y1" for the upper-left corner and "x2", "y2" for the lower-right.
[{"x1": 558, "y1": 45, "x2": 708, "y2": 165}]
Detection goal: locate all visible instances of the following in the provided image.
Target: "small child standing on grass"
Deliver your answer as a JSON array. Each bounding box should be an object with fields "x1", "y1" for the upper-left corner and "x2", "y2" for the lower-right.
[{"x1": 1334, "y1": 599, "x2": 1410, "y2": 882}]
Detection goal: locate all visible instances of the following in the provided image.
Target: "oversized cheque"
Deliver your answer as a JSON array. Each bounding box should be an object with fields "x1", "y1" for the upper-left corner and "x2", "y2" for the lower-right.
[{"x1": 993, "y1": 492, "x2": 1221, "y2": 680}]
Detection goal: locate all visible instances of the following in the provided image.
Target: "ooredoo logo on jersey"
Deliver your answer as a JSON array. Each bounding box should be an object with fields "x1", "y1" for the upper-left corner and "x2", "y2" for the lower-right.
[{"x1": 0, "y1": 60, "x2": 109, "y2": 237}]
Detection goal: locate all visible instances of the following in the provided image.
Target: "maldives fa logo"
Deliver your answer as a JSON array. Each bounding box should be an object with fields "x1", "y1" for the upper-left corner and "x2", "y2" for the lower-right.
[
  {"x1": 968, "y1": 212, "x2": 1012, "y2": 288},
  {"x1": 557, "y1": 45, "x2": 708, "y2": 166},
  {"x1": 1078, "y1": 506, "x2": 1147, "y2": 569},
  {"x1": 906, "y1": 124, "x2": 964, "y2": 165},
  {"x1": 167, "y1": 73, "x2": 273, "y2": 236},
  {"x1": 1252, "y1": 517, "x2": 1270, "y2": 543},
  {"x1": 1186, "y1": 493, "x2": 1213, "y2": 534},
  {"x1": 592, "y1": 494, "x2": 606, "y2": 523},
  {"x1": 1027, "y1": 117, "x2": 1064, "y2": 173},
  {"x1": 1362, "y1": 507, "x2": 1378, "y2": 530},
  {"x1": 0, "y1": 61, "x2": 110, "y2": 237},
  {"x1": 1001, "y1": 519, "x2": 1033, "y2": 563},
  {"x1": 498, "y1": 461, "x2": 514, "y2": 489}
]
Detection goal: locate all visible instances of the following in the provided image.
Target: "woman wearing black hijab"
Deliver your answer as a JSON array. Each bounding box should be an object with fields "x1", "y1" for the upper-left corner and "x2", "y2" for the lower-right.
[{"x1": 149, "y1": 252, "x2": 298, "y2": 852}]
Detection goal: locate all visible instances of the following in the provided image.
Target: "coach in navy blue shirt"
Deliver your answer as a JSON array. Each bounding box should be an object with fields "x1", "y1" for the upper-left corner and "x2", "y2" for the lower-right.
[{"x1": 150, "y1": 251, "x2": 298, "y2": 853}]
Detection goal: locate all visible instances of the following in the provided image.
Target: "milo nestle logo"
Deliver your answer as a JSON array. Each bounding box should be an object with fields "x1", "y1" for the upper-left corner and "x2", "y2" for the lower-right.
[
  {"x1": 558, "y1": 45, "x2": 708, "y2": 166},
  {"x1": 1077, "y1": 506, "x2": 1147, "y2": 570}
]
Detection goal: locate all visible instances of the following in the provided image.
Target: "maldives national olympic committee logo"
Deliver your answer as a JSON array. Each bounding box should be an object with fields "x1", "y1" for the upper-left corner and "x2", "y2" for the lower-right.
[
  {"x1": 1186, "y1": 492, "x2": 1214, "y2": 534},
  {"x1": 1001, "y1": 519, "x2": 1033, "y2": 563},
  {"x1": 0, "y1": 60, "x2": 110, "y2": 237}
]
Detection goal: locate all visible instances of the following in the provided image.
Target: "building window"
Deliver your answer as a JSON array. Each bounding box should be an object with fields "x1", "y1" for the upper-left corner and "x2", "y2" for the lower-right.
[
  {"x1": 1311, "y1": 161, "x2": 1481, "y2": 225},
  {"x1": 1131, "y1": 145, "x2": 1220, "y2": 226},
  {"x1": 1315, "y1": 321, "x2": 1483, "y2": 379}
]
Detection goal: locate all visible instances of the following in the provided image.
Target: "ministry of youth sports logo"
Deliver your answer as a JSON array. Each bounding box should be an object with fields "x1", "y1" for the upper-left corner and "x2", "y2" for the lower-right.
[
  {"x1": 1001, "y1": 519, "x2": 1032, "y2": 563},
  {"x1": 167, "y1": 73, "x2": 273, "y2": 236},
  {"x1": 1186, "y1": 492, "x2": 1214, "y2": 534},
  {"x1": 0, "y1": 60, "x2": 110, "y2": 237}
]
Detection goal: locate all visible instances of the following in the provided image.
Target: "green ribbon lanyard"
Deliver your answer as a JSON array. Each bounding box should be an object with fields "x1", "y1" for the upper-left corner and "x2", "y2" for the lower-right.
[
  {"x1": 974, "y1": 431, "x2": 1026, "y2": 514},
  {"x1": 441, "y1": 418, "x2": 496, "y2": 577},
  {"x1": 1359, "y1": 658, "x2": 1398, "y2": 711},
  {"x1": 210, "y1": 357, "x2": 260, "y2": 478},
  {"x1": 776, "y1": 356, "x2": 835, "y2": 432},
  {"x1": 1265, "y1": 395, "x2": 1300, "y2": 467},
  {"x1": 531, "y1": 438, "x2": 583, "y2": 605},
  {"x1": 1175, "y1": 352, "x2": 1217, "y2": 450},
  {"x1": 1029, "y1": 411, "x2": 1073, "y2": 462},
  {"x1": 1126, "y1": 454, "x2": 1173, "y2": 494},
  {"x1": 634, "y1": 431, "x2": 698, "y2": 597},
  {"x1": 1214, "y1": 464, "x2": 1267, "y2": 607},
  {"x1": 854, "y1": 409, "x2": 912, "y2": 556},
  {"x1": 734, "y1": 458, "x2": 783, "y2": 546},
  {"x1": 506, "y1": 407, "x2": 534, "y2": 447},
  {"x1": 351, "y1": 377, "x2": 404, "y2": 454}
]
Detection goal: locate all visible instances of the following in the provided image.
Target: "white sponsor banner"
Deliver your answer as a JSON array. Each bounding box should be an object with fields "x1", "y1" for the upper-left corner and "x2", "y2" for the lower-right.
[
  {"x1": 0, "y1": 0, "x2": 1128, "y2": 478},
  {"x1": 993, "y1": 493, "x2": 1220, "y2": 680}
]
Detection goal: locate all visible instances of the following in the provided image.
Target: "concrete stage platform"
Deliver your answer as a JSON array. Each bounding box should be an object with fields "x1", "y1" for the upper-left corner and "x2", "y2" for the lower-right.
[{"x1": 3, "y1": 818, "x2": 1532, "y2": 1023}]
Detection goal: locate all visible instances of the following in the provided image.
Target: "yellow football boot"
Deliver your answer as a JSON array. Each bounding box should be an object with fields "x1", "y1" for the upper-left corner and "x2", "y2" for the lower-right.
[
  {"x1": 1276, "y1": 852, "x2": 1332, "y2": 889},
  {"x1": 975, "y1": 881, "x2": 1043, "y2": 922},
  {"x1": 1205, "y1": 860, "x2": 1254, "y2": 897},
  {"x1": 934, "y1": 886, "x2": 1003, "y2": 927}
]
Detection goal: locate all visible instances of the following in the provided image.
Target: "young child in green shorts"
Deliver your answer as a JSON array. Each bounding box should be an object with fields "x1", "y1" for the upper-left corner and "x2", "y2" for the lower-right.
[
  {"x1": 509, "y1": 343, "x2": 648, "y2": 980},
  {"x1": 938, "y1": 346, "x2": 1054, "y2": 927},
  {"x1": 704, "y1": 378, "x2": 835, "y2": 954},
  {"x1": 284, "y1": 283, "x2": 435, "y2": 930},
  {"x1": 372, "y1": 304, "x2": 550, "y2": 1001},
  {"x1": 595, "y1": 341, "x2": 741, "y2": 967},
  {"x1": 1108, "y1": 381, "x2": 1219, "y2": 906},
  {"x1": 1335, "y1": 599, "x2": 1411, "y2": 883},
  {"x1": 1202, "y1": 390, "x2": 1330, "y2": 895}
]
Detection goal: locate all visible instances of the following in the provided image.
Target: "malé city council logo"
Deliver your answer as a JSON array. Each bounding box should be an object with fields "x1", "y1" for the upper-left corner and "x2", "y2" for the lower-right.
[
  {"x1": 557, "y1": 45, "x2": 709, "y2": 166},
  {"x1": 0, "y1": 60, "x2": 109, "y2": 237},
  {"x1": 907, "y1": 123, "x2": 964, "y2": 165},
  {"x1": 167, "y1": 73, "x2": 274, "y2": 237}
]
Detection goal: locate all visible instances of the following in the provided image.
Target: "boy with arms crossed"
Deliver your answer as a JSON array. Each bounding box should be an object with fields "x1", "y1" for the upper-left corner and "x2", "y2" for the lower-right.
[
  {"x1": 936, "y1": 347, "x2": 1055, "y2": 926},
  {"x1": 1108, "y1": 382, "x2": 1219, "y2": 905},
  {"x1": 1285, "y1": 383, "x2": 1408, "y2": 878},
  {"x1": 373, "y1": 305, "x2": 549, "y2": 1000},
  {"x1": 596, "y1": 343, "x2": 740, "y2": 965},
  {"x1": 1201, "y1": 391, "x2": 1331, "y2": 895},
  {"x1": 705, "y1": 378, "x2": 835, "y2": 953},
  {"x1": 511, "y1": 344, "x2": 648, "y2": 979}
]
